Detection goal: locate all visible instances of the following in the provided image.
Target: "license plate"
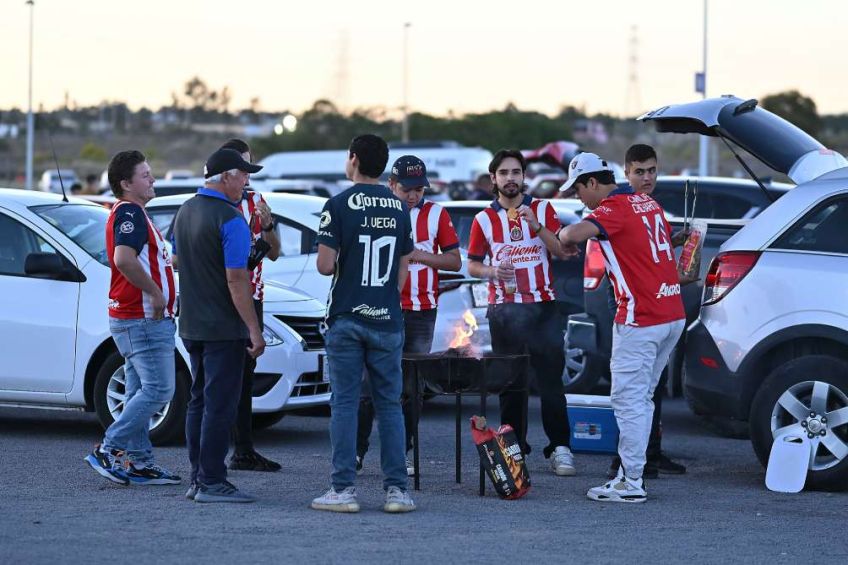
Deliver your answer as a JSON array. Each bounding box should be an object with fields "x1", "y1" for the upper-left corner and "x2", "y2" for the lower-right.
[
  {"x1": 471, "y1": 282, "x2": 489, "y2": 308},
  {"x1": 321, "y1": 355, "x2": 330, "y2": 383}
]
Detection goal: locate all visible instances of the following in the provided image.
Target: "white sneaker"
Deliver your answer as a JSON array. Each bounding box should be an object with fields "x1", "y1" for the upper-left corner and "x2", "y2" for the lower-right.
[
  {"x1": 310, "y1": 487, "x2": 360, "y2": 513},
  {"x1": 406, "y1": 456, "x2": 415, "y2": 477},
  {"x1": 551, "y1": 446, "x2": 576, "y2": 476},
  {"x1": 355, "y1": 456, "x2": 364, "y2": 476},
  {"x1": 384, "y1": 486, "x2": 416, "y2": 513},
  {"x1": 587, "y1": 469, "x2": 647, "y2": 504}
]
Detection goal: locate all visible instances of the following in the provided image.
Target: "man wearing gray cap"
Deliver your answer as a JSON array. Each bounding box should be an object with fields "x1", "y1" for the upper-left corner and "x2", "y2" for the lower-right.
[
  {"x1": 558, "y1": 153, "x2": 685, "y2": 503},
  {"x1": 172, "y1": 148, "x2": 267, "y2": 503}
]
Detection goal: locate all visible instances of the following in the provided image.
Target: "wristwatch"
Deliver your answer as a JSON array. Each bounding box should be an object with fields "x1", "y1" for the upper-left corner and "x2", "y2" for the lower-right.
[{"x1": 261, "y1": 223, "x2": 274, "y2": 232}]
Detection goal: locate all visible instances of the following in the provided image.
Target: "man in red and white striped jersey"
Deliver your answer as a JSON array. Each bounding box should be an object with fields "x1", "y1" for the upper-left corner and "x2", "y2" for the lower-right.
[
  {"x1": 85, "y1": 150, "x2": 181, "y2": 487},
  {"x1": 355, "y1": 155, "x2": 461, "y2": 474},
  {"x1": 467, "y1": 149, "x2": 578, "y2": 477},
  {"x1": 558, "y1": 152, "x2": 686, "y2": 504},
  {"x1": 221, "y1": 139, "x2": 282, "y2": 472}
]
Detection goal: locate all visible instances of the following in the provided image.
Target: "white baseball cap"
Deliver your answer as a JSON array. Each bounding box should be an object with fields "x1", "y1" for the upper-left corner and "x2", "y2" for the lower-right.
[{"x1": 559, "y1": 152, "x2": 613, "y2": 196}]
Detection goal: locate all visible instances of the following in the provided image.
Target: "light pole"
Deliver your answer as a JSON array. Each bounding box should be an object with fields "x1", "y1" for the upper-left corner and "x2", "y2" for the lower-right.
[
  {"x1": 25, "y1": 0, "x2": 35, "y2": 190},
  {"x1": 401, "y1": 22, "x2": 411, "y2": 143},
  {"x1": 697, "y1": 0, "x2": 709, "y2": 177}
]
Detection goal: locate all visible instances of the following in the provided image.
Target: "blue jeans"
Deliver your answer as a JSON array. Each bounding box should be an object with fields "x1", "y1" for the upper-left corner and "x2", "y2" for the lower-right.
[
  {"x1": 103, "y1": 317, "x2": 176, "y2": 465},
  {"x1": 326, "y1": 316, "x2": 406, "y2": 491},
  {"x1": 182, "y1": 339, "x2": 246, "y2": 486}
]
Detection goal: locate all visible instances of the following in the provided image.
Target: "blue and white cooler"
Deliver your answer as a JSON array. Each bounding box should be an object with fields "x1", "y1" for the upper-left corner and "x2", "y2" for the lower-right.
[{"x1": 566, "y1": 394, "x2": 619, "y2": 454}]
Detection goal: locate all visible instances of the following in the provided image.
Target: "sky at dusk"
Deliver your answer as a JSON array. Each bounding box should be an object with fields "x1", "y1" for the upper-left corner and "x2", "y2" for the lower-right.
[{"x1": 1, "y1": 0, "x2": 845, "y2": 117}]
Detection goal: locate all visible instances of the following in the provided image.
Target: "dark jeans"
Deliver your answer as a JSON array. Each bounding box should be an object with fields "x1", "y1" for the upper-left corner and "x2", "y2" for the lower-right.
[
  {"x1": 232, "y1": 300, "x2": 263, "y2": 454},
  {"x1": 357, "y1": 309, "x2": 436, "y2": 457},
  {"x1": 183, "y1": 338, "x2": 246, "y2": 485},
  {"x1": 488, "y1": 301, "x2": 571, "y2": 458}
]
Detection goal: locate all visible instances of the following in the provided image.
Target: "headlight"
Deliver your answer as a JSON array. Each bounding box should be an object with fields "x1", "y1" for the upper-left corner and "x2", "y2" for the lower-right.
[{"x1": 262, "y1": 326, "x2": 284, "y2": 347}]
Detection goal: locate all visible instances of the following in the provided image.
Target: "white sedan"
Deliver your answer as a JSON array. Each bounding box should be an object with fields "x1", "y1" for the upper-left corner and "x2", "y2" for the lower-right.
[{"x1": 0, "y1": 189, "x2": 329, "y2": 444}]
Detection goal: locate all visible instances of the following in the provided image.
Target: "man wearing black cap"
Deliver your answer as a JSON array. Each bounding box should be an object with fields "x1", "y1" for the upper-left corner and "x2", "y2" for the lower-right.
[
  {"x1": 355, "y1": 155, "x2": 461, "y2": 475},
  {"x1": 172, "y1": 148, "x2": 267, "y2": 503}
]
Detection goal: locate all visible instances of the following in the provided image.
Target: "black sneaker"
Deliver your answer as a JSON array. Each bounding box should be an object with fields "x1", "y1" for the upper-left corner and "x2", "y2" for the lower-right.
[
  {"x1": 608, "y1": 456, "x2": 658, "y2": 480},
  {"x1": 125, "y1": 463, "x2": 182, "y2": 485},
  {"x1": 656, "y1": 453, "x2": 687, "y2": 475},
  {"x1": 84, "y1": 445, "x2": 129, "y2": 486},
  {"x1": 228, "y1": 450, "x2": 281, "y2": 472}
]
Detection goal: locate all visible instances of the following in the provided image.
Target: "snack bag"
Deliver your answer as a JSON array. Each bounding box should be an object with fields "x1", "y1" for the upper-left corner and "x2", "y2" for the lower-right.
[
  {"x1": 471, "y1": 416, "x2": 531, "y2": 499},
  {"x1": 678, "y1": 219, "x2": 708, "y2": 279}
]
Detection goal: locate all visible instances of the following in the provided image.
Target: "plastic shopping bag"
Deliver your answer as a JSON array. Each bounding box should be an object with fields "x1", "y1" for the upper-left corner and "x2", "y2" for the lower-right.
[
  {"x1": 678, "y1": 219, "x2": 708, "y2": 279},
  {"x1": 470, "y1": 416, "x2": 531, "y2": 499}
]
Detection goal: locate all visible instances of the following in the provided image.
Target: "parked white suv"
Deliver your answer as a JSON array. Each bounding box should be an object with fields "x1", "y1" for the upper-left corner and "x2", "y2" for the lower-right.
[
  {"x1": 0, "y1": 189, "x2": 329, "y2": 444},
  {"x1": 641, "y1": 96, "x2": 848, "y2": 489}
]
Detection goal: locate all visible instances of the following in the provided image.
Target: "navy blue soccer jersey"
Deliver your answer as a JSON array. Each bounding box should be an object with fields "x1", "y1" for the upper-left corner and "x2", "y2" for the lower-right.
[{"x1": 317, "y1": 183, "x2": 413, "y2": 331}]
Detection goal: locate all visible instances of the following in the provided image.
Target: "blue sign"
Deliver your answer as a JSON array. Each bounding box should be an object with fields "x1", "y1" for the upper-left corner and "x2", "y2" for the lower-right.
[{"x1": 695, "y1": 72, "x2": 706, "y2": 94}]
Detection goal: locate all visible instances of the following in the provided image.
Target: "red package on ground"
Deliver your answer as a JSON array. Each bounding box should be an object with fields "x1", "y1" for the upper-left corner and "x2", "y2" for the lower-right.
[{"x1": 470, "y1": 416, "x2": 531, "y2": 499}]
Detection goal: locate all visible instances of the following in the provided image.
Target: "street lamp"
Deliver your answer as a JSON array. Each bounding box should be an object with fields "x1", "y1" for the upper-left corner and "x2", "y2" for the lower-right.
[
  {"x1": 25, "y1": 0, "x2": 35, "y2": 190},
  {"x1": 401, "y1": 22, "x2": 411, "y2": 143},
  {"x1": 697, "y1": 0, "x2": 709, "y2": 177}
]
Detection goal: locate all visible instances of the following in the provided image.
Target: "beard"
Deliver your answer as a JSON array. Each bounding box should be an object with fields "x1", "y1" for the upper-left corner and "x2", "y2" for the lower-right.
[{"x1": 497, "y1": 182, "x2": 522, "y2": 198}]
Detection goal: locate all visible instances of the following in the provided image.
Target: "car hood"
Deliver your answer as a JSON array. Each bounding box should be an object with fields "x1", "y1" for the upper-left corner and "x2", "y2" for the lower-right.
[
  {"x1": 173, "y1": 273, "x2": 321, "y2": 305},
  {"x1": 638, "y1": 96, "x2": 848, "y2": 185}
]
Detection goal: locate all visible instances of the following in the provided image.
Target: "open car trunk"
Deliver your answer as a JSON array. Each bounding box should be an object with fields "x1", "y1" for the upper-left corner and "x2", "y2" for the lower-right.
[{"x1": 638, "y1": 96, "x2": 847, "y2": 185}]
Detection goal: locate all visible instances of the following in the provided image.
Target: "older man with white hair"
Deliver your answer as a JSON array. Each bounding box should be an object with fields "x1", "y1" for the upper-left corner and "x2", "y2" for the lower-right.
[{"x1": 172, "y1": 148, "x2": 267, "y2": 503}]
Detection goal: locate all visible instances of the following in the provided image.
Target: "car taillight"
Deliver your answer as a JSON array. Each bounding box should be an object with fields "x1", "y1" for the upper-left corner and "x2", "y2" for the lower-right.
[
  {"x1": 583, "y1": 239, "x2": 606, "y2": 290},
  {"x1": 702, "y1": 251, "x2": 760, "y2": 305}
]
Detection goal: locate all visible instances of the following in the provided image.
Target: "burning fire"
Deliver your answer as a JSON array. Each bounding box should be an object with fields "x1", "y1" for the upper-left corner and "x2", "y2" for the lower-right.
[{"x1": 449, "y1": 309, "x2": 479, "y2": 349}]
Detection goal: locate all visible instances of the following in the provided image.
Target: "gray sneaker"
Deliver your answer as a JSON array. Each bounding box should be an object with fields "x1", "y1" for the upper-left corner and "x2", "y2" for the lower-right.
[
  {"x1": 384, "y1": 486, "x2": 416, "y2": 513},
  {"x1": 185, "y1": 482, "x2": 198, "y2": 500},
  {"x1": 551, "y1": 446, "x2": 577, "y2": 476},
  {"x1": 311, "y1": 487, "x2": 360, "y2": 513},
  {"x1": 194, "y1": 481, "x2": 256, "y2": 503}
]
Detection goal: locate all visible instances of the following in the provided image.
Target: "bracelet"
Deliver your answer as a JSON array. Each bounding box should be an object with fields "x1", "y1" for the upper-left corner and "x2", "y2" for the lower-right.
[
  {"x1": 533, "y1": 223, "x2": 543, "y2": 235},
  {"x1": 261, "y1": 224, "x2": 274, "y2": 232}
]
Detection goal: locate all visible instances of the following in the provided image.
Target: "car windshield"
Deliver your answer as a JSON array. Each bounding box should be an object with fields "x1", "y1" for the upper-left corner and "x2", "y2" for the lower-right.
[{"x1": 30, "y1": 203, "x2": 110, "y2": 266}]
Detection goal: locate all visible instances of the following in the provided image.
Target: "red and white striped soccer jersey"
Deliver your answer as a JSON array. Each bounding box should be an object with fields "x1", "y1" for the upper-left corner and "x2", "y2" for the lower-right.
[
  {"x1": 467, "y1": 195, "x2": 560, "y2": 305},
  {"x1": 239, "y1": 190, "x2": 267, "y2": 301},
  {"x1": 402, "y1": 200, "x2": 460, "y2": 311},
  {"x1": 106, "y1": 200, "x2": 176, "y2": 319},
  {"x1": 584, "y1": 187, "x2": 685, "y2": 327}
]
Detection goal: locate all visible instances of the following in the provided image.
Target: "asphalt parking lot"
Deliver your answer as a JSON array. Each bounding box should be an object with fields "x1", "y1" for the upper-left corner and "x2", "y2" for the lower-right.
[{"x1": 1, "y1": 396, "x2": 846, "y2": 564}]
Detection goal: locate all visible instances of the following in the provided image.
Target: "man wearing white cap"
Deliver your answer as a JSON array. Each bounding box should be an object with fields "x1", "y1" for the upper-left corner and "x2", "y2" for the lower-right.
[{"x1": 557, "y1": 153, "x2": 686, "y2": 503}]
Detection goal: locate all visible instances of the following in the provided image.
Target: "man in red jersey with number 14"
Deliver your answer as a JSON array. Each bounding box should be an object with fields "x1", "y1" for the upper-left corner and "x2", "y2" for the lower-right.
[{"x1": 558, "y1": 152, "x2": 685, "y2": 504}]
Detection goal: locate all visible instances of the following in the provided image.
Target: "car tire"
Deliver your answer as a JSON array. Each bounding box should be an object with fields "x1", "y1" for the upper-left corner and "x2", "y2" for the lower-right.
[
  {"x1": 749, "y1": 355, "x2": 848, "y2": 491},
  {"x1": 93, "y1": 350, "x2": 189, "y2": 446},
  {"x1": 561, "y1": 338, "x2": 605, "y2": 394},
  {"x1": 251, "y1": 411, "x2": 286, "y2": 431}
]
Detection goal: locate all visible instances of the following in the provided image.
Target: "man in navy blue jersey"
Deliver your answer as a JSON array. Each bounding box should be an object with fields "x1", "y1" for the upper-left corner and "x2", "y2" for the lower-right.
[{"x1": 310, "y1": 134, "x2": 416, "y2": 514}]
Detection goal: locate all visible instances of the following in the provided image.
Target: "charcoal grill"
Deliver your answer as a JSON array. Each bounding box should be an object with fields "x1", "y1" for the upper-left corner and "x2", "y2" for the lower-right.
[{"x1": 402, "y1": 349, "x2": 530, "y2": 495}]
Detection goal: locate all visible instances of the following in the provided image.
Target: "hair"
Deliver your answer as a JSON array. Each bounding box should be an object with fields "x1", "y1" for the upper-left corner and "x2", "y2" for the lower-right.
[
  {"x1": 348, "y1": 134, "x2": 389, "y2": 179},
  {"x1": 574, "y1": 169, "x2": 617, "y2": 188},
  {"x1": 488, "y1": 149, "x2": 527, "y2": 174},
  {"x1": 205, "y1": 169, "x2": 239, "y2": 184},
  {"x1": 221, "y1": 138, "x2": 251, "y2": 160},
  {"x1": 107, "y1": 150, "x2": 146, "y2": 197},
  {"x1": 625, "y1": 144, "x2": 657, "y2": 166}
]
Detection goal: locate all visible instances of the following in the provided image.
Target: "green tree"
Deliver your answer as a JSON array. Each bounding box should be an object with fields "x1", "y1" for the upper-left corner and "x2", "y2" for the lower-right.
[{"x1": 761, "y1": 90, "x2": 821, "y2": 137}]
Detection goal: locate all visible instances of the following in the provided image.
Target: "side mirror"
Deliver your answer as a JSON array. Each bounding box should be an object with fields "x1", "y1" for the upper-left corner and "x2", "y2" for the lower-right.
[{"x1": 24, "y1": 252, "x2": 86, "y2": 282}]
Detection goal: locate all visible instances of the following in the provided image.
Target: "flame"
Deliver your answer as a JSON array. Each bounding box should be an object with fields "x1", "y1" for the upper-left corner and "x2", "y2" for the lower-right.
[{"x1": 449, "y1": 309, "x2": 479, "y2": 349}]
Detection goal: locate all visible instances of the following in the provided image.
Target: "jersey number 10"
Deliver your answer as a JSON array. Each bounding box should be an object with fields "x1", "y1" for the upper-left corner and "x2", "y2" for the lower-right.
[
  {"x1": 358, "y1": 235, "x2": 396, "y2": 287},
  {"x1": 642, "y1": 213, "x2": 673, "y2": 264}
]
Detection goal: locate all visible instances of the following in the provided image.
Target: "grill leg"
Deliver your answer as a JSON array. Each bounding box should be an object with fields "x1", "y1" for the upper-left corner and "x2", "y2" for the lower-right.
[
  {"x1": 413, "y1": 368, "x2": 420, "y2": 491},
  {"x1": 455, "y1": 392, "x2": 461, "y2": 484},
  {"x1": 479, "y1": 385, "x2": 487, "y2": 496}
]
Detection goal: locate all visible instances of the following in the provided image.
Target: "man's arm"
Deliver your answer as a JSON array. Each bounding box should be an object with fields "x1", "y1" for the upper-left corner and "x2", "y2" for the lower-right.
[
  {"x1": 256, "y1": 200, "x2": 281, "y2": 261},
  {"x1": 397, "y1": 253, "x2": 411, "y2": 291},
  {"x1": 468, "y1": 259, "x2": 515, "y2": 282},
  {"x1": 410, "y1": 248, "x2": 461, "y2": 271},
  {"x1": 113, "y1": 245, "x2": 166, "y2": 319},
  {"x1": 317, "y1": 244, "x2": 338, "y2": 276},
  {"x1": 226, "y1": 268, "x2": 266, "y2": 358}
]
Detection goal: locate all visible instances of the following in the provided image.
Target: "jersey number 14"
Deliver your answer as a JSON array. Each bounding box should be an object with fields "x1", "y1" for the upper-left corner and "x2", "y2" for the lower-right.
[
  {"x1": 642, "y1": 213, "x2": 673, "y2": 264},
  {"x1": 358, "y1": 235, "x2": 396, "y2": 287}
]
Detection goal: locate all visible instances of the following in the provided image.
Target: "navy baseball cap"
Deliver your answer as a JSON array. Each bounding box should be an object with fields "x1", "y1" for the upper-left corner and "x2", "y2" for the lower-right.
[
  {"x1": 204, "y1": 148, "x2": 263, "y2": 179},
  {"x1": 390, "y1": 155, "x2": 430, "y2": 189}
]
